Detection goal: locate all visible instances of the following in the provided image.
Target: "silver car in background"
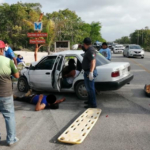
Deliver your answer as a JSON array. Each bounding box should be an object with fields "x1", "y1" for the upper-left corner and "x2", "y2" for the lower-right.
[{"x1": 123, "y1": 44, "x2": 144, "y2": 59}]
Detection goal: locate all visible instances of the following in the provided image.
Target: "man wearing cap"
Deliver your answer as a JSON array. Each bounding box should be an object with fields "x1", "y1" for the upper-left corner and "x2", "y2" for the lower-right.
[
  {"x1": 81, "y1": 37, "x2": 98, "y2": 108},
  {"x1": 4, "y1": 41, "x2": 17, "y2": 66},
  {"x1": 0, "y1": 40, "x2": 19, "y2": 145}
]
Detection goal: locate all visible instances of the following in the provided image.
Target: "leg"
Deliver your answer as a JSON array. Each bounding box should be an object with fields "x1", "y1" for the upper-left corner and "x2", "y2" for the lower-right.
[
  {"x1": 15, "y1": 96, "x2": 33, "y2": 103},
  {"x1": 84, "y1": 72, "x2": 90, "y2": 105},
  {"x1": 0, "y1": 96, "x2": 17, "y2": 144},
  {"x1": 88, "y1": 80, "x2": 97, "y2": 107},
  {"x1": 84, "y1": 71, "x2": 97, "y2": 108}
]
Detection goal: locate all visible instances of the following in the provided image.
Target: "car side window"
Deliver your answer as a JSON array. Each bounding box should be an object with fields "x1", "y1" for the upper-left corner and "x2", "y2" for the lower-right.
[{"x1": 36, "y1": 56, "x2": 57, "y2": 70}]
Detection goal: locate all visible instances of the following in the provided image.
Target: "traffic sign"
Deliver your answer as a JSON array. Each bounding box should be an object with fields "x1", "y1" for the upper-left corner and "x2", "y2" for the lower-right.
[
  {"x1": 29, "y1": 39, "x2": 45, "y2": 44},
  {"x1": 34, "y1": 22, "x2": 43, "y2": 31},
  {"x1": 27, "y1": 33, "x2": 47, "y2": 37}
]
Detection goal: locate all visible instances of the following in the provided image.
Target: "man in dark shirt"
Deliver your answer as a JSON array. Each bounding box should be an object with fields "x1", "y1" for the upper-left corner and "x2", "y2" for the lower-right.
[{"x1": 81, "y1": 37, "x2": 97, "y2": 108}]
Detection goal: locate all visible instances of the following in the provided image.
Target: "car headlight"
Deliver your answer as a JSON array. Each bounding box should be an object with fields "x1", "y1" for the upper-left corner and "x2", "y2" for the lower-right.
[
  {"x1": 129, "y1": 50, "x2": 133, "y2": 54},
  {"x1": 141, "y1": 50, "x2": 144, "y2": 54}
]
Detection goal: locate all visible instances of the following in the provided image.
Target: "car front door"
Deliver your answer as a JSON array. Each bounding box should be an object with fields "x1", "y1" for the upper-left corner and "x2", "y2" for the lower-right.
[
  {"x1": 54, "y1": 55, "x2": 65, "y2": 91},
  {"x1": 28, "y1": 56, "x2": 57, "y2": 90}
]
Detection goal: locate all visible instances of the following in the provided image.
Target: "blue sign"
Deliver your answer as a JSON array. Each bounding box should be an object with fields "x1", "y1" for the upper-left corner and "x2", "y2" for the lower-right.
[{"x1": 34, "y1": 22, "x2": 43, "y2": 31}]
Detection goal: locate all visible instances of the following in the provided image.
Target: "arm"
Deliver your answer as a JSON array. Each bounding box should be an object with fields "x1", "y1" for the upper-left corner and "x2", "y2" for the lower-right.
[
  {"x1": 13, "y1": 57, "x2": 18, "y2": 66},
  {"x1": 108, "y1": 49, "x2": 111, "y2": 60},
  {"x1": 35, "y1": 94, "x2": 46, "y2": 111},
  {"x1": 90, "y1": 59, "x2": 96, "y2": 72},
  {"x1": 10, "y1": 60, "x2": 19, "y2": 78}
]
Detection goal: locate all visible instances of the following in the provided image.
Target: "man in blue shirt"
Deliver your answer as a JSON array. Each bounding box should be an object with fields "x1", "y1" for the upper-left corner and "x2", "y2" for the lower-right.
[
  {"x1": 17, "y1": 55, "x2": 26, "y2": 66},
  {"x1": 14, "y1": 94, "x2": 65, "y2": 111},
  {"x1": 4, "y1": 42, "x2": 17, "y2": 66},
  {"x1": 99, "y1": 42, "x2": 111, "y2": 61}
]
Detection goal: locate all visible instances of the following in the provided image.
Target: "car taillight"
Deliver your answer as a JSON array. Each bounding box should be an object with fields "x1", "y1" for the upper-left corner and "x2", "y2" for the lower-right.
[
  {"x1": 111, "y1": 71, "x2": 120, "y2": 77},
  {"x1": 128, "y1": 66, "x2": 131, "y2": 71}
]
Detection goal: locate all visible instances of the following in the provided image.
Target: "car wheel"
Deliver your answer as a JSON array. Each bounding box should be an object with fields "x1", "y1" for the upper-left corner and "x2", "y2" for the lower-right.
[
  {"x1": 127, "y1": 52, "x2": 130, "y2": 58},
  {"x1": 75, "y1": 81, "x2": 88, "y2": 100},
  {"x1": 141, "y1": 56, "x2": 144, "y2": 59},
  {"x1": 17, "y1": 77, "x2": 30, "y2": 92}
]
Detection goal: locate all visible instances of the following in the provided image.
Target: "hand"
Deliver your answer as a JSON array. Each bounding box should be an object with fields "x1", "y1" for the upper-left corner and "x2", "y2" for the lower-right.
[
  {"x1": 78, "y1": 44, "x2": 82, "y2": 49},
  {"x1": 89, "y1": 72, "x2": 94, "y2": 81}
]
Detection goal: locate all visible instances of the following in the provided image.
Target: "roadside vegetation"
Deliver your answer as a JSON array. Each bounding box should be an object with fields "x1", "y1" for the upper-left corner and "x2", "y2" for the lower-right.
[
  {"x1": 114, "y1": 28, "x2": 150, "y2": 51},
  {"x1": 0, "y1": 2, "x2": 105, "y2": 52}
]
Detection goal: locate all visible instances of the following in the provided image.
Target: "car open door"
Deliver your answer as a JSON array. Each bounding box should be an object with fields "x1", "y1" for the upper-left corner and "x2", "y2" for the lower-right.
[{"x1": 54, "y1": 55, "x2": 65, "y2": 91}]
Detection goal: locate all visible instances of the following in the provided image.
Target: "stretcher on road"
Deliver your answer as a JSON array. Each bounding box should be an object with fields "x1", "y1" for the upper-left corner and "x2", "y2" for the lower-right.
[{"x1": 58, "y1": 108, "x2": 102, "y2": 144}]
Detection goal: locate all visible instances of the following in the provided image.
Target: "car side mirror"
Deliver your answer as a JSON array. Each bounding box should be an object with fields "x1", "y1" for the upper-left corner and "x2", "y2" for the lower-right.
[{"x1": 30, "y1": 64, "x2": 36, "y2": 70}]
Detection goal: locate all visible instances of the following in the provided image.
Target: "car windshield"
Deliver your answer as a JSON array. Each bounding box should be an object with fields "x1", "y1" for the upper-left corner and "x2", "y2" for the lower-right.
[
  {"x1": 81, "y1": 52, "x2": 110, "y2": 66},
  {"x1": 130, "y1": 45, "x2": 141, "y2": 49}
]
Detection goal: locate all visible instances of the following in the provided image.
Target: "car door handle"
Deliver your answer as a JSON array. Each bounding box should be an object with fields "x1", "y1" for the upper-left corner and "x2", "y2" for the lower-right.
[{"x1": 45, "y1": 72, "x2": 50, "y2": 75}]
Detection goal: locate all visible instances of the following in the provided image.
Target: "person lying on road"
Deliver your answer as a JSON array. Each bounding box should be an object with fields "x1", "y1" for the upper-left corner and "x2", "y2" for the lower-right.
[{"x1": 14, "y1": 94, "x2": 65, "y2": 111}]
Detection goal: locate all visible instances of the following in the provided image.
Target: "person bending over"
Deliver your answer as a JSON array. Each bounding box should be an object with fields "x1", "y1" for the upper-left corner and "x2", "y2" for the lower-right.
[
  {"x1": 62, "y1": 59, "x2": 80, "y2": 88},
  {"x1": 14, "y1": 94, "x2": 65, "y2": 111}
]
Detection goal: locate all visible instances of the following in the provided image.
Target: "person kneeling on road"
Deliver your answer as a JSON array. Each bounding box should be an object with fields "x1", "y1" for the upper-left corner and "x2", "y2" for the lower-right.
[{"x1": 14, "y1": 93, "x2": 65, "y2": 111}]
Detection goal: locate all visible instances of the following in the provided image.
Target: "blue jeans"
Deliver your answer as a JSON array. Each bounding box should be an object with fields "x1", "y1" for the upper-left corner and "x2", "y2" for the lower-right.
[
  {"x1": 0, "y1": 96, "x2": 16, "y2": 144},
  {"x1": 84, "y1": 70, "x2": 98, "y2": 107}
]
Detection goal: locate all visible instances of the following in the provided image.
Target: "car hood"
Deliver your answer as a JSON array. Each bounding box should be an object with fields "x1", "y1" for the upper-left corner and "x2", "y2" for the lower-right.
[{"x1": 130, "y1": 49, "x2": 142, "y2": 52}]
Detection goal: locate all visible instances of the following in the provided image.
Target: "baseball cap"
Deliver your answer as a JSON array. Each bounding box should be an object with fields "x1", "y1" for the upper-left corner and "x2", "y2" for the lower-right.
[
  {"x1": 0, "y1": 40, "x2": 5, "y2": 48},
  {"x1": 83, "y1": 37, "x2": 92, "y2": 45}
]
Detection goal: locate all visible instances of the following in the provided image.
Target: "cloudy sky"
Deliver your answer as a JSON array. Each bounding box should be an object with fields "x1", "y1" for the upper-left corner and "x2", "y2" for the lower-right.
[{"x1": 1, "y1": 0, "x2": 150, "y2": 41}]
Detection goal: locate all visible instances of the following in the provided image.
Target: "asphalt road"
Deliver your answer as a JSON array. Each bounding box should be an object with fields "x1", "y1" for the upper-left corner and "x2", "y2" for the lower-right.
[{"x1": 1, "y1": 52, "x2": 150, "y2": 150}]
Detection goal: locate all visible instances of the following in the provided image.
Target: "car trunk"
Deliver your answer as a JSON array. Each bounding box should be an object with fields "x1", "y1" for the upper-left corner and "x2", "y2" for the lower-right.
[{"x1": 95, "y1": 62, "x2": 130, "y2": 82}]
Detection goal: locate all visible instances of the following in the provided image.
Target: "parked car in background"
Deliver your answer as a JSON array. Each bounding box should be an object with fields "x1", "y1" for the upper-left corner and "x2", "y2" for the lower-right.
[
  {"x1": 112, "y1": 44, "x2": 125, "y2": 54},
  {"x1": 18, "y1": 50, "x2": 133, "y2": 100},
  {"x1": 123, "y1": 44, "x2": 144, "y2": 59},
  {"x1": 93, "y1": 42, "x2": 102, "y2": 50}
]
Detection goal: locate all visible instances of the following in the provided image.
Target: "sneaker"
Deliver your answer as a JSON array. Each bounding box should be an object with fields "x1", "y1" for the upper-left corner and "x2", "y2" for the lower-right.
[{"x1": 7, "y1": 137, "x2": 19, "y2": 146}]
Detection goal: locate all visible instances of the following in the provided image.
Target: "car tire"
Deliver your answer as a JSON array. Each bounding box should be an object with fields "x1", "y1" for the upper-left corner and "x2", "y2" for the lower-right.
[
  {"x1": 127, "y1": 52, "x2": 130, "y2": 58},
  {"x1": 141, "y1": 56, "x2": 144, "y2": 59},
  {"x1": 75, "y1": 81, "x2": 88, "y2": 100},
  {"x1": 17, "y1": 76, "x2": 30, "y2": 92}
]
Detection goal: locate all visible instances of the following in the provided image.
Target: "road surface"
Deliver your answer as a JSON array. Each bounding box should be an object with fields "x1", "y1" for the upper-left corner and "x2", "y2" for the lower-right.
[{"x1": 1, "y1": 52, "x2": 150, "y2": 150}]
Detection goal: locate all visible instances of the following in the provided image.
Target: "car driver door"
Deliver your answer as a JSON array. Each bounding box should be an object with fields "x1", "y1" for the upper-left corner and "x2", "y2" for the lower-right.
[
  {"x1": 28, "y1": 56, "x2": 57, "y2": 90},
  {"x1": 54, "y1": 55, "x2": 65, "y2": 91}
]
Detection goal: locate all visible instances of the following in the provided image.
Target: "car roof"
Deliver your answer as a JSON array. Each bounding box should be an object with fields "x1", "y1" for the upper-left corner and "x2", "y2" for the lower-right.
[{"x1": 50, "y1": 50, "x2": 84, "y2": 56}]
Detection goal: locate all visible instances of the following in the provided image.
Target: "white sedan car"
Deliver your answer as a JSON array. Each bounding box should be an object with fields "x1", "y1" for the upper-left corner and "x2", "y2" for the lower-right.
[
  {"x1": 123, "y1": 44, "x2": 144, "y2": 58},
  {"x1": 18, "y1": 50, "x2": 134, "y2": 99},
  {"x1": 113, "y1": 44, "x2": 125, "y2": 54}
]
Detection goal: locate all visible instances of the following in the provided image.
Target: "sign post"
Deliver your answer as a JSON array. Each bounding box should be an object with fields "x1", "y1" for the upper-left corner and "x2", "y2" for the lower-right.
[{"x1": 27, "y1": 13, "x2": 48, "y2": 61}]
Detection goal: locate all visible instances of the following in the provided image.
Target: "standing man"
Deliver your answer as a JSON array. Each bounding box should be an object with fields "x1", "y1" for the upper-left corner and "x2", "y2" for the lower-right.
[
  {"x1": 99, "y1": 42, "x2": 111, "y2": 61},
  {"x1": 4, "y1": 41, "x2": 17, "y2": 66},
  {"x1": 0, "y1": 40, "x2": 19, "y2": 145},
  {"x1": 81, "y1": 37, "x2": 98, "y2": 108}
]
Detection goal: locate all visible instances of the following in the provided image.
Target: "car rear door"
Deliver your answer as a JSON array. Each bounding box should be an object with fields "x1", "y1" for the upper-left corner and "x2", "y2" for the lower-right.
[{"x1": 28, "y1": 56, "x2": 57, "y2": 90}]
